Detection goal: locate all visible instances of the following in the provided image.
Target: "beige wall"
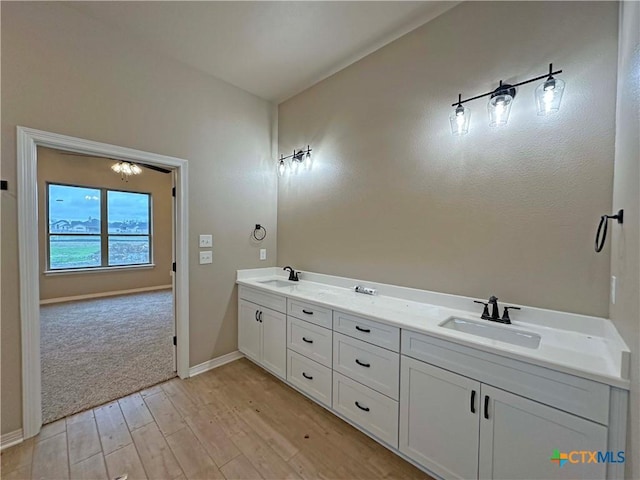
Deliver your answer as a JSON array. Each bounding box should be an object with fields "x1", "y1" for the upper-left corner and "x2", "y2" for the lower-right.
[
  {"x1": 37, "y1": 147, "x2": 173, "y2": 300},
  {"x1": 1, "y1": 2, "x2": 277, "y2": 434},
  {"x1": 610, "y1": 2, "x2": 639, "y2": 478},
  {"x1": 278, "y1": 1, "x2": 618, "y2": 317}
]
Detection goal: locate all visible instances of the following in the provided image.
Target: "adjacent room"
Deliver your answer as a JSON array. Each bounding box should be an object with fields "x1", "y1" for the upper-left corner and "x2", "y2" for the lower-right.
[
  {"x1": 1, "y1": 2, "x2": 638, "y2": 480},
  {"x1": 37, "y1": 147, "x2": 176, "y2": 424}
]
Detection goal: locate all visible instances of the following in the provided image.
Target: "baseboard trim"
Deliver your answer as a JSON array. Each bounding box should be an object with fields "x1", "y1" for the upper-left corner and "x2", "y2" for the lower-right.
[
  {"x1": 189, "y1": 351, "x2": 244, "y2": 377},
  {"x1": 1, "y1": 429, "x2": 23, "y2": 451},
  {"x1": 40, "y1": 285, "x2": 173, "y2": 305}
]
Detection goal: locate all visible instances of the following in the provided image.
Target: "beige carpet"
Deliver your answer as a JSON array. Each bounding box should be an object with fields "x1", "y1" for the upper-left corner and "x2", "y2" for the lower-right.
[{"x1": 40, "y1": 290, "x2": 175, "y2": 424}]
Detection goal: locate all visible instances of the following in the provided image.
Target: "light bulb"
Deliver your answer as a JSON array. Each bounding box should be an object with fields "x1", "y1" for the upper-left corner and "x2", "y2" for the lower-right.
[
  {"x1": 304, "y1": 151, "x2": 312, "y2": 169},
  {"x1": 536, "y1": 77, "x2": 565, "y2": 116},
  {"x1": 291, "y1": 158, "x2": 299, "y2": 174},
  {"x1": 488, "y1": 93, "x2": 513, "y2": 127},
  {"x1": 449, "y1": 104, "x2": 470, "y2": 135},
  {"x1": 277, "y1": 159, "x2": 286, "y2": 177}
]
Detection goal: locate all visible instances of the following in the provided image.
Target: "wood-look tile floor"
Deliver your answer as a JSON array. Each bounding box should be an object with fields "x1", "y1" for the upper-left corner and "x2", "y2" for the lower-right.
[{"x1": 1, "y1": 358, "x2": 432, "y2": 480}]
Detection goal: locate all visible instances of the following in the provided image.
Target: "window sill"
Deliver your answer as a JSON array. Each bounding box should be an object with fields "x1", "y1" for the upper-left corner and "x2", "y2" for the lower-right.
[{"x1": 44, "y1": 264, "x2": 156, "y2": 276}]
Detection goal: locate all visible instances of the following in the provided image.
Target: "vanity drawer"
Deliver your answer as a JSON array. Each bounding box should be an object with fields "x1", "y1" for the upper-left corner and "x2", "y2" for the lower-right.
[
  {"x1": 288, "y1": 299, "x2": 332, "y2": 328},
  {"x1": 333, "y1": 332, "x2": 399, "y2": 400},
  {"x1": 332, "y1": 372, "x2": 398, "y2": 448},
  {"x1": 239, "y1": 286, "x2": 286, "y2": 314},
  {"x1": 287, "y1": 317, "x2": 332, "y2": 367},
  {"x1": 333, "y1": 310, "x2": 400, "y2": 352},
  {"x1": 401, "y1": 329, "x2": 611, "y2": 424},
  {"x1": 287, "y1": 349, "x2": 332, "y2": 408}
]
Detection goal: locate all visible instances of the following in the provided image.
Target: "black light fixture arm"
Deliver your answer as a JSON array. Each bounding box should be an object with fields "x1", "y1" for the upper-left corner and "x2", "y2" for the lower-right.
[
  {"x1": 279, "y1": 145, "x2": 312, "y2": 162},
  {"x1": 451, "y1": 63, "x2": 563, "y2": 107}
]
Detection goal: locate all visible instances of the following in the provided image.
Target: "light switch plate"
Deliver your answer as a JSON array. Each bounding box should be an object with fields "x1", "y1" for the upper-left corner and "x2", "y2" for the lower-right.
[
  {"x1": 199, "y1": 251, "x2": 213, "y2": 264},
  {"x1": 199, "y1": 234, "x2": 213, "y2": 248},
  {"x1": 260, "y1": 248, "x2": 267, "y2": 260}
]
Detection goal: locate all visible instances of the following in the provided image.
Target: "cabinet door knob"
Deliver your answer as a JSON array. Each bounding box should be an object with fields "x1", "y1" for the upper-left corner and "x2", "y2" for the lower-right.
[
  {"x1": 471, "y1": 390, "x2": 476, "y2": 414},
  {"x1": 355, "y1": 401, "x2": 370, "y2": 412},
  {"x1": 484, "y1": 395, "x2": 490, "y2": 419},
  {"x1": 302, "y1": 337, "x2": 314, "y2": 344},
  {"x1": 355, "y1": 359, "x2": 370, "y2": 368},
  {"x1": 355, "y1": 325, "x2": 371, "y2": 333}
]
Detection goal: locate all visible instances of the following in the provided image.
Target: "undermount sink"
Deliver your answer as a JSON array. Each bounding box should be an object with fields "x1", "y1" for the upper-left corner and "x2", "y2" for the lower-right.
[
  {"x1": 439, "y1": 317, "x2": 541, "y2": 349},
  {"x1": 257, "y1": 279, "x2": 295, "y2": 288}
]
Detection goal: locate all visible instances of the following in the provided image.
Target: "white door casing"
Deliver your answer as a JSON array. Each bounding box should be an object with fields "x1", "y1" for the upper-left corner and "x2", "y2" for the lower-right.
[{"x1": 17, "y1": 126, "x2": 190, "y2": 439}]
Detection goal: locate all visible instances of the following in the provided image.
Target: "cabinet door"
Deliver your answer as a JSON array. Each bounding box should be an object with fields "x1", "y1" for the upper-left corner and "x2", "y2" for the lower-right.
[
  {"x1": 479, "y1": 385, "x2": 608, "y2": 480},
  {"x1": 238, "y1": 299, "x2": 261, "y2": 362},
  {"x1": 399, "y1": 356, "x2": 480, "y2": 480},
  {"x1": 260, "y1": 307, "x2": 287, "y2": 380}
]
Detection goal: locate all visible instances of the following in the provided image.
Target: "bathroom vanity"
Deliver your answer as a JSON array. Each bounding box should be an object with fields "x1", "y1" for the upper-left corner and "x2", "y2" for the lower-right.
[{"x1": 236, "y1": 268, "x2": 629, "y2": 480}]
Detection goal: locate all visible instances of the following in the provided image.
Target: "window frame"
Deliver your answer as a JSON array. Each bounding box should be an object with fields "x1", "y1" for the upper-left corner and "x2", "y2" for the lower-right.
[{"x1": 46, "y1": 182, "x2": 153, "y2": 272}]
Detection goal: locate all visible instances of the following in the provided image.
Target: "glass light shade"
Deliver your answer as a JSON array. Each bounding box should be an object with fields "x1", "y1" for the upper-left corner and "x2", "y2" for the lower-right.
[
  {"x1": 535, "y1": 77, "x2": 565, "y2": 115},
  {"x1": 450, "y1": 104, "x2": 471, "y2": 135},
  {"x1": 291, "y1": 158, "x2": 300, "y2": 174},
  {"x1": 304, "y1": 151, "x2": 312, "y2": 169},
  {"x1": 111, "y1": 161, "x2": 142, "y2": 176},
  {"x1": 277, "y1": 159, "x2": 286, "y2": 177},
  {"x1": 488, "y1": 94, "x2": 513, "y2": 127}
]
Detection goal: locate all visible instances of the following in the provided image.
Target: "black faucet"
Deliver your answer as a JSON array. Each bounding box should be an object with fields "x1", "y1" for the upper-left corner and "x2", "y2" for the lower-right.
[
  {"x1": 283, "y1": 266, "x2": 299, "y2": 281},
  {"x1": 488, "y1": 296, "x2": 500, "y2": 321},
  {"x1": 474, "y1": 296, "x2": 521, "y2": 324}
]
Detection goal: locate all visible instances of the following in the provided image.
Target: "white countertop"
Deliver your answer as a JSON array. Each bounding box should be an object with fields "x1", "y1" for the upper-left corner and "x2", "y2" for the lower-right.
[{"x1": 237, "y1": 268, "x2": 630, "y2": 389}]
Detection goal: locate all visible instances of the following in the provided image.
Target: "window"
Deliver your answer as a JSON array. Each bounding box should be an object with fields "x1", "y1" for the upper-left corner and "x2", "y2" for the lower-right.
[{"x1": 47, "y1": 183, "x2": 152, "y2": 270}]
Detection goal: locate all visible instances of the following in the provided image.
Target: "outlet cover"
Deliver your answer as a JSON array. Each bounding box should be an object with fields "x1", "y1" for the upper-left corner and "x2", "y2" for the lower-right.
[
  {"x1": 260, "y1": 248, "x2": 267, "y2": 260},
  {"x1": 611, "y1": 276, "x2": 617, "y2": 304}
]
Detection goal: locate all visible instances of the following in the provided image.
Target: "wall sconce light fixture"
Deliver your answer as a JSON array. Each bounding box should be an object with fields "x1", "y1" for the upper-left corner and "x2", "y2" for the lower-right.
[
  {"x1": 277, "y1": 145, "x2": 312, "y2": 177},
  {"x1": 450, "y1": 63, "x2": 564, "y2": 135}
]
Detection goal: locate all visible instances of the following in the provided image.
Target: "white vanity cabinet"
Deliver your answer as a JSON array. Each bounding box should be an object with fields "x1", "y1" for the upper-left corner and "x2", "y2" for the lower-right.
[
  {"x1": 400, "y1": 331, "x2": 612, "y2": 480},
  {"x1": 478, "y1": 384, "x2": 607, "y2": 480},
  {"x1": 332, "y1": 310, "x2": 401, "y2": 448},
  {"x1": 286, "y1": 298, "x2": 334, "y2": 407},
  {"x1": 237, "y1": 274, "x2": 627, "y2": 480},
  {"x1": 399, "y1": 356, "x2": 481, "y2": 479},
  {"x1": 238, "y1": 287, "x2": 287, "y2": 380}
]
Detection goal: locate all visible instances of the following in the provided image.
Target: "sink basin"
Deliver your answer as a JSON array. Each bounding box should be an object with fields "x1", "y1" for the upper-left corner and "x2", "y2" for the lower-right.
[
  {"x1": 257, "y1": 279, "x2": 295, "y2": 288},
  {"x1": 439, "y1": 317, "x2": 541, "y2": 349}
]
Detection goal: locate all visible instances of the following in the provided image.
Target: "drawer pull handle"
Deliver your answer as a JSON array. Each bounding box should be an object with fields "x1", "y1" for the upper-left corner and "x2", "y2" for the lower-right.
[
  {"x1": 302, "y1": 309, "x2": 314, "y2": 315},
  {"x1": 302, "y1": 372, "x2": 313, "y2": 380},
  {"x1": 484, "y1": 395, "x2": 490, "y2": 419},
  {"x1": 354, "y1": 401, "x2": 370, "y2": 412},
  {"x1": 470, "y1": 390, "x2": 476, "y2": 414},
  {"x1": 355, "y1": 359, "x2": 370, "y2": 368},
  {"x1": 355, "y1": 326, "x2": 370, "y2": 333},
  {"x1": 302, "y1": 337, "x2": 314, "y2": 344}
]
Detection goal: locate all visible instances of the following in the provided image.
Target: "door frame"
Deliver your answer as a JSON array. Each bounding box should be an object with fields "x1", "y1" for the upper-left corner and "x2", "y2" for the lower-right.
[{"x1": 17, "y1": 126, "x2": 190, "y2": 439}]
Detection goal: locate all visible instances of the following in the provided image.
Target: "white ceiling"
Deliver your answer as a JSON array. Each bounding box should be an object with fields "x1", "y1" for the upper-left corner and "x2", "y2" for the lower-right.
[{"x1": 66, "y1": 1, "x2": 456, "y2": 103}]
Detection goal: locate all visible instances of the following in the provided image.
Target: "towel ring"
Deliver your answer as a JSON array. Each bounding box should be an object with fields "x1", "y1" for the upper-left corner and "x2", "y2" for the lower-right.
[{"x1": 252, "y1": 224, "x2": 267, "y2": 241}]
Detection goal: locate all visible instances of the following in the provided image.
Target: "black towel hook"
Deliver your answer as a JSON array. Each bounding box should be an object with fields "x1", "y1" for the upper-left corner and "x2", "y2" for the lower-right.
[{"x1": 595, "y1": 209, "x2": 623, "y2": 252}]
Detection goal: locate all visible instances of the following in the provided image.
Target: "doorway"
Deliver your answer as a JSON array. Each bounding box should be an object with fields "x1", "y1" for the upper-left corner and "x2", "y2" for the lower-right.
[
  {"x1": 37, "y1": 147, "x2": 176, "y2": 423},
  {"x1": 17, "y1": 127, "x2": 189, "y2": 439}
]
